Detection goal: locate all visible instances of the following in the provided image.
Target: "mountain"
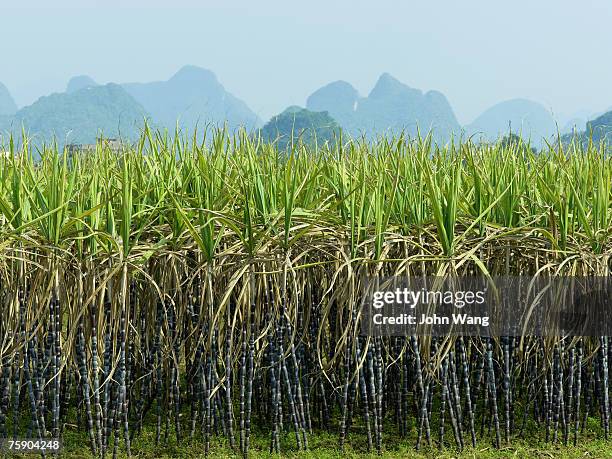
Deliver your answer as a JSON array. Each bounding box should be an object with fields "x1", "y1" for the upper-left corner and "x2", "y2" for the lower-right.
[
  {"x1": 307, "y1": 81, "x2": 360, "y2": 132},
  {"x1": 466, "y1": 99, "x2": 557, "y2": 146},
  {"x1": 306, "y1": 73, "x2": 460, "y2": 142},
  {"x1": 261, "y1": 106, "x2": 341, "y2": 150},
  {"x1": 561, "y1": 117, "x2": 587, "y2": 135},
  {"x1": 0, "y1": 84, "x2": 147, "y2": 145},
  {"x1": 559, "y1": 109, "x2": 612, "y2": 148},
  {"x1": 122, "y1": 65, "x2": 261, "y2": 132},
  {"x1": 66, "y1": 75, "x2": 98, "y2": 93},
  {"x1": 585, "y1": 110, "x2": 612, "y2": 144},
  {"x1": 0, "y1": 82, "x2": 17, "y2": 116}
]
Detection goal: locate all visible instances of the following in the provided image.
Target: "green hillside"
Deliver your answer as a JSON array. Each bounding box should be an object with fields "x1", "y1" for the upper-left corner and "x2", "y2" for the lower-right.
[
  {"x1": 0, "y1": 84, "x2": 147, "y2": 145},
  {"x1": 586, "y1": 110, "x2": 612, "y2": 143},
  {"x1": 261, "y1": 106, "x2": 341, "y2": 150}
]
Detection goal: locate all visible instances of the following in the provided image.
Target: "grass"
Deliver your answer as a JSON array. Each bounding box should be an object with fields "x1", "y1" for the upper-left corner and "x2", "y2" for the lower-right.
[{"x1": 54, "y1": 421, "x2": 612, "y2": 458}]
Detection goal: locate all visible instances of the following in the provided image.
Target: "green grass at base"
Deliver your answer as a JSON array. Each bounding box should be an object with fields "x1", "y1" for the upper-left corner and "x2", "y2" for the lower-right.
[{"x1": 46, "y1": 421, "x2": 612, "y2": 459}]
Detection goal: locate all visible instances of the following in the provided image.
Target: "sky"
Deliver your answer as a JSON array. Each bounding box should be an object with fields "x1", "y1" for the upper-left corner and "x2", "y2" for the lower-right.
[{"x1": 2, "y1": 0, "x2": 611, "y2": 125}]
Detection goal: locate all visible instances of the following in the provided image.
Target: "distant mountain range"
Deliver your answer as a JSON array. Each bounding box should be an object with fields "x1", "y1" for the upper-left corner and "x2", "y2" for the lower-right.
[
  {"x1": 0, "y1": 84, "x2": 146, "y2": 145},
  {"x1": 0, "y1": 67, "x2": 609, "y2": 148},
  {"x1": 304, "y1": 75, "x2": 588, "y2": 147},
  {"x1": 307, "y1": 73, "x2": 460, "y2": 142},
  {"x1": 0, "y1": 66, "x2": 261, "y2": 146}
]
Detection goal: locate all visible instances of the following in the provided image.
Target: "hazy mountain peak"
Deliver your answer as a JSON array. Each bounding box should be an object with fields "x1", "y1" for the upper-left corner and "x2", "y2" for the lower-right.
[
  {"x1": 466, "y1": 98, "x2": 556, "y2": 146},
  {"x1": 369, "y1": 72, "x2": 420, "y2": 99},
  {"x1": 312, "y1": 80, "x2": 358, "y2": 96},
  {"x1": 495, "y1": 98, "x2": 544, "y2": 111},
  {"x1": 0, "y1": 82, "x2": 18, "y2": 116},
  {"x1": 306, "y1": 74, "x2": 459, "y2": 142},
  {"x1": 425, "y1": 90, "x2": 447, "y2": 100},
  {"x1": 469, "y1": 98, "x2": 552, "y2": 125},
  {"x1": 306, "y1": 80, "x2": 359, "y2": 114},
  {"x1": 168, "y1": 65, "x2": 218, "y2": 87},
  {"x1": 66, "y1": 75, "x2": 98, "y2": 93},
  {"x1": 122, "y1": 66, "x2": 260, "y2": 130}
]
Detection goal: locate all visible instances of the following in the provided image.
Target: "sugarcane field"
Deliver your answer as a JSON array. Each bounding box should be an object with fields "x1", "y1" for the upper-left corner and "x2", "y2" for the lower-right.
[{"x1": 0, "y1": 127, "x2": 609, "y2": 458}]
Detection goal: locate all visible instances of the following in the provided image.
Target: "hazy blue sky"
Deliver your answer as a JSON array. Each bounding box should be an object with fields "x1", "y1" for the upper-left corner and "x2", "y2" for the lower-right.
[{"x1": 2, "y1": 0, "x2": 611, "y2": 124}]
